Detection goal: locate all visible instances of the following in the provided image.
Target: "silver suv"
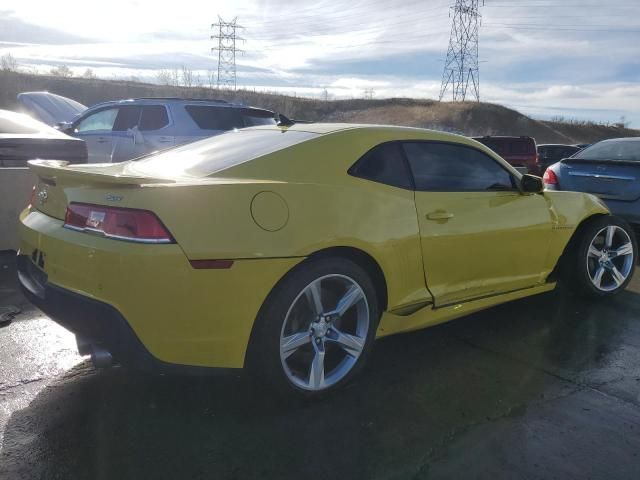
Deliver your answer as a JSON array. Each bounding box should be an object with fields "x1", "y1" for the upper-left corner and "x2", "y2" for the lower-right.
[{"x1": 60, "y1": 98, "x2": 276, "y2": 163}]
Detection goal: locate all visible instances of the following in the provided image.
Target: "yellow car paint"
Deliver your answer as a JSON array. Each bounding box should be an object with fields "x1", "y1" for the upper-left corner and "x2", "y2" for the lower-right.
[{"x1": 20, "y1": 124, "x2": 610, "y2": 369}]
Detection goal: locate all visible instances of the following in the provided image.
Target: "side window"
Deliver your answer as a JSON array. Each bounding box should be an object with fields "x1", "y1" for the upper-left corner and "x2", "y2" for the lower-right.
[
  {"x1": 185, "y1": 106, "x2": 243, "y2": 130},
  {"x1": 509, "y1": 140, "x2": 532, "y2": 155},
  {"x1": 76, "y1": 108, "x2": 118, "y2": 133},
  {"x1": 140, "y1": 105, "x2": 169, "y2": 131},
  {"x1": 403, "y1": 142, "x2": 515, "y2": 192},
  {"x1": 113, "y1": 106, "x2": 142, "y2": 132},
  {"x1": 349, "y1": 142, "x2": 413, "y2": 189}
]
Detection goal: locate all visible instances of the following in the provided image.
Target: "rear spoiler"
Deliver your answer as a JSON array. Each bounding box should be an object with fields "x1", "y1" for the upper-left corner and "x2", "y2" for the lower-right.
[{"x1": 27, "y1": 159, "x2": 174, "y2": 185}]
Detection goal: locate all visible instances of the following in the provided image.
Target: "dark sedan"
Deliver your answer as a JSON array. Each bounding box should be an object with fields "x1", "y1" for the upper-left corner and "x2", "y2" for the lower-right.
[
  {"x1": 537, "y1": 144, "x2": 582, "y2": 170},
  {"x1": 0, "y1": 109, "x2": 87, "y2": 167},
  {"x1": 543, "y1": 138, "x2": 640, "y2": 224}
]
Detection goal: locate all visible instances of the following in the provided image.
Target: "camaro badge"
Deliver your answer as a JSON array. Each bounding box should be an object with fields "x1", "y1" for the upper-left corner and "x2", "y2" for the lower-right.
[{"x1": 105, "y1": 194, "x2": 124, "y2": 202}]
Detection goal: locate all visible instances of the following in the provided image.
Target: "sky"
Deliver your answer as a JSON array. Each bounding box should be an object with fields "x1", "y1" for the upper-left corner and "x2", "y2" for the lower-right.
[{"x1": 1, "y1": 0, "x2": 639, "y2": 126}]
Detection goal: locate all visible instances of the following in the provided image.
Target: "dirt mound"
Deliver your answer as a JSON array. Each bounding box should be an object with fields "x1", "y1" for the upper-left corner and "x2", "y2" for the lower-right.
[{"x1": 0, "y1": 71, "x2": 636, "y2": 145}]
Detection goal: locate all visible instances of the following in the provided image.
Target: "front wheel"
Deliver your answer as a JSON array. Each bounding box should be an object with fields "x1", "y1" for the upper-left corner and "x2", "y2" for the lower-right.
[
  {"x1": 568, "y1": 216, "x2": 637, "y2": 297},
  {"x1": 247, "y1": 258, "x2": 379, "y2": 398}
]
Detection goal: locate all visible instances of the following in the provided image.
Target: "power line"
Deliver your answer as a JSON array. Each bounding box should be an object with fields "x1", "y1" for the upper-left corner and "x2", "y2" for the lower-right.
[
  {"x1": 211, "y1": 16, "x2": 244, "y2": 90},
  {"x1": 439, "y1": 0, "x2": 484, "y2": 102}
]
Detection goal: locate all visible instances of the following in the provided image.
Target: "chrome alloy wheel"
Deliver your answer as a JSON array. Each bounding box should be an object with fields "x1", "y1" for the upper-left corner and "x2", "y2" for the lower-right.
[
  {"x1": 279, "y1": 274, "x2": 370, "y2": 391},
  {"x1": 587, "y1": 225, "x2": 634, "y2": 292}
]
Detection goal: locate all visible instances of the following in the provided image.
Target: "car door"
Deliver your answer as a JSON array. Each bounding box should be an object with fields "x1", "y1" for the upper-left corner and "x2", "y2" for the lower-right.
[
  {"x1": 403, "y1": 141, "x2": 554, "y2": 306},
  {"x1": 110, "y1": 105, "x2": 142, "y2": 162},
  {"x1": 135, "y1": 105, "x2": 174, "y2": 156},
  {"x1": 73, "y1": 108, "x2": 118, "y2": 163}
]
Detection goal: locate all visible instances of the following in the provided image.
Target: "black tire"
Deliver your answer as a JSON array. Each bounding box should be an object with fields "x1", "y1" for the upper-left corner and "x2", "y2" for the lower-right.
[
  {"x1": 246, "y1": 257, "x2": 380, "y2": 399},
  {"x1": 565, "y1": 215, "x2": 637, "y2": 298}
]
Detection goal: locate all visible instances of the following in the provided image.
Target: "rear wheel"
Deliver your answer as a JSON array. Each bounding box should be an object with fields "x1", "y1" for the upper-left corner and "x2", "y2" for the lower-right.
[
  {"x1": 248, "y1": 258, "x2": 379, "y2": 398},
  {"x1": 567, "y1": 216, "x2": 637, "y2": 297}
]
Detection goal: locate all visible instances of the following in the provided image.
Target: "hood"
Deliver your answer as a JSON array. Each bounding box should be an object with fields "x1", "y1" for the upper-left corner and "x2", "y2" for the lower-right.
[{"x1": 17, "y1": 91, "x2": 87, "y2": 126}]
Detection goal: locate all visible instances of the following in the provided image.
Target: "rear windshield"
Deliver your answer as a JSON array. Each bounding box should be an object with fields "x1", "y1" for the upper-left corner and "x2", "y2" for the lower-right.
[
  {"x1": 130, "y1": 128, "x2": 317, "y2": 178},
  {"x1": 573, "y1": 140, "x2": 640, "y2": 162},
  {"x1": 0, "y1": 115, "x2": 43, "y2": 134}
]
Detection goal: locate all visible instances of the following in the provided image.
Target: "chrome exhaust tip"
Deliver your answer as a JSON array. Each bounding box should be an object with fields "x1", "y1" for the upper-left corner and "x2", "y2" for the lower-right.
[{"x1": 90, "y1": 345, "x2": 113, "y2": 369}]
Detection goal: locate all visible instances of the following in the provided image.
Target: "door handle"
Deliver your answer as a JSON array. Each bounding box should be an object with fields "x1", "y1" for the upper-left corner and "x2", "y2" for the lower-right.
[
  {"x1": 96, "y1": 137, "x2": 108, "y2": 144},
  {"x1": 426, "y1": 211, "x2": 454, "y2": 221}
]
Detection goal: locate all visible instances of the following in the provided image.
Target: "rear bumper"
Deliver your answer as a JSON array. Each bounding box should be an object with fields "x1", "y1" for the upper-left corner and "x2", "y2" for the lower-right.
[
  {"x1": 17, "y1": 254, "x2": 202, "y2": 374},
  {"x1": 18, "y1": 209, "x2": 303, "y2": 369}
]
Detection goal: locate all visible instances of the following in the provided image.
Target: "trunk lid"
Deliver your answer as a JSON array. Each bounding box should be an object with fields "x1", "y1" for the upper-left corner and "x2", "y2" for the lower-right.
[
  {"x1": 558, "y1": 159, "x2": 640, "y2": 201},
  {"x1": 28, "y1": 159, "x2": 173, "y2": 219}
]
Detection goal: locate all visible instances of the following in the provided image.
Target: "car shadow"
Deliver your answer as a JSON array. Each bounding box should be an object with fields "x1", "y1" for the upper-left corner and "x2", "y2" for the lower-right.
[{"x1": 2, "y1": 287, "x2": 639, "y2": 480}]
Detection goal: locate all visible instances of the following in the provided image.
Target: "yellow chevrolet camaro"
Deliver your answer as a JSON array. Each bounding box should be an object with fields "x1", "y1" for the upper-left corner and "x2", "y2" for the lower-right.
[{"x1": 18, "y1": 123, "x2": 637, "y2": 397}]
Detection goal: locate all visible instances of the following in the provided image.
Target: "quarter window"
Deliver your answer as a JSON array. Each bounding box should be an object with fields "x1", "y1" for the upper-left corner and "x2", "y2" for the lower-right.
[
  {"x1": 76, "y1": 108, "x2": 118, "y2": 133},
  {"x1": 185, "y1": 105, "x2": 243, "y2": 130},
  {"x1": 349, "y1": 142, "x2": 413, "y2": 189},
  {"x1": 403, "y1": 142, "x2": 515, "y2": 192}
]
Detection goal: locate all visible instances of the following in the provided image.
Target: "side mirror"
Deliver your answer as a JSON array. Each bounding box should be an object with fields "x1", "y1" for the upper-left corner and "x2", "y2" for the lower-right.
[
  {"x1": 56, "y1": 121, "x2": 74, "y2": 134},
  {"x1": 521, "y1": 174, "x2": 544, "y2": 193}
]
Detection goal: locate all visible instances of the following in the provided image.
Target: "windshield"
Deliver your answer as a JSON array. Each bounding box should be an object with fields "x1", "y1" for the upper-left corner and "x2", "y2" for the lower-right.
[
  {"x1": 573, "y1": 139, "x2": 640, "y2": 162},
  {"x1": 130, "y1": 128, "x2": 317, "y2": 178}
]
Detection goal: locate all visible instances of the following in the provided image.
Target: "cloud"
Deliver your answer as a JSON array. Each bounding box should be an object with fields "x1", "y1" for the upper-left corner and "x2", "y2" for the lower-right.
[
  {"x1": 1, "y1": 0, "x2": 639, "y2": 126},
  {"x1": 0, "y1": 10, "x2": 91, "y2": 44}
]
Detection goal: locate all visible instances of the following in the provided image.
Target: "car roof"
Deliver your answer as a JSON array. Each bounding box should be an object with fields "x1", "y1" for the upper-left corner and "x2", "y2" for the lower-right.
[
  {"x1": 247, "y1": 123, "x2": 480, "y2": 144},
  {"x1": 597, "y1": 137, "x2": 640, "y2": 143},
  {"x1": 538, "y1": 144, "x2": 579, "y2": 147},
  {"x1": 0, "y1": 109, "x2": 80, "y2": 140},
  {"x1": 87, "y1": 97, "x2": 273, "y2": 113}
]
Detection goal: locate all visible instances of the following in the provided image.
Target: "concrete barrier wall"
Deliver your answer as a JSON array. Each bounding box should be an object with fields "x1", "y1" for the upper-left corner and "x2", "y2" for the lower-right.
[{"x1": 0, "y1": 168, "x2": 36, "y2": 251}]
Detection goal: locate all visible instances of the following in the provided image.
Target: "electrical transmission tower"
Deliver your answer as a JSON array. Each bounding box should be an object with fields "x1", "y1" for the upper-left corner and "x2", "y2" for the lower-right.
[
  {"x1": 211, "y1": 16, "x2": 244, "y2": 89},
  {"x1": 439, "y1": 0, "x2": 484, "y2": 102}
]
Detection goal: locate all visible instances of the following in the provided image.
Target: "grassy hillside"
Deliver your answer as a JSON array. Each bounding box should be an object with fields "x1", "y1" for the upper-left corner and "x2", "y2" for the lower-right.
[{"x1": 0, "y1": 71, "x2": 636, "y2": 144}]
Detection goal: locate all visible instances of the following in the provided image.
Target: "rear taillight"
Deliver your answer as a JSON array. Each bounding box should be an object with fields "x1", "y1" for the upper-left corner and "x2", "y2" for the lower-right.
[
  {"x1": 64, "y1": 202, "x2": 174, "y2": 244},
  {"x1": 543, "y1": 168, "x2": 558, "y2": 186}
]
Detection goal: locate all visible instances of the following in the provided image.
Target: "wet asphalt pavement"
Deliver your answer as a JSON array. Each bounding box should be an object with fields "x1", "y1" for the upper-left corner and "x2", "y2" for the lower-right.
[{"x1": 1, "y1": 250, "x2": 640, "y2": 479}]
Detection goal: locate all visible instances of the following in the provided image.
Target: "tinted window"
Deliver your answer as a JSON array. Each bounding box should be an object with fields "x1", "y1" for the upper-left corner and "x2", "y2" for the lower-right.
[
  {"x1": 540, "y1": 146, "x2": 579, "y2": 162},
  {"x1": 130, "y1": 129, "x2": 317, "y2": 178},
  {"x1": 140, "y1": 105, "x2": 169, "y2": 131},
  {"x1": 574, "y1": 140, "x2": 640, "y2": 162},
  {"x1": 349, "y1": 142, "x2": 412, "y2": 189},
  {"x1": 76, "y1": 108, "x2": 118, "y2": 133},
  {"x1": 403, "y1": 142, "x2": 515, "y2": 192},
  {"x1": 185, "y1": 106, "x2": 243, "y2": 130},
  {"x1": 476, "y1": 138, "x2": 506, "y2": 155},
  {"x1": 509, "y1": 139, "x2": 534, "y2": 154},
  {"x1": 476, "y1": 138, "x2": 535, "y2": 155},
  {"x1": 113, "y1": 106, "x2": 142, "y2": 132}
]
